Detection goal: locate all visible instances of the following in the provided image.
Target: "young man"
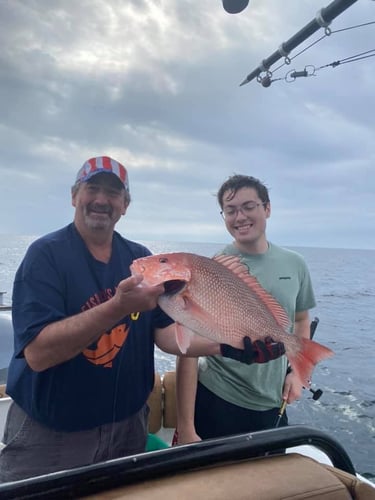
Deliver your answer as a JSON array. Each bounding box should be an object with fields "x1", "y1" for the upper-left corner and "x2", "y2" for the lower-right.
[
  {"x1": 175, "y1": 174, "x2": 316, "y2": 444},
  {"x1": 0, "y1": 159, "x2": 284, "y2": 482}
]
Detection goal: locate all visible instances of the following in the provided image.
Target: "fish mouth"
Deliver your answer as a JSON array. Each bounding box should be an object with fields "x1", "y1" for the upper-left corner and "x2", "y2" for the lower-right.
[{"x1": 163, "y1": 279, "x2": 186, "y2": 295}]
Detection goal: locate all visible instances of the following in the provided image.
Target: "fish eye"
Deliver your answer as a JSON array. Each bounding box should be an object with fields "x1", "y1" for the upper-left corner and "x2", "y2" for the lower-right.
[{"x1": 159, "y1": 257, "x2": 168, "y2": 263}]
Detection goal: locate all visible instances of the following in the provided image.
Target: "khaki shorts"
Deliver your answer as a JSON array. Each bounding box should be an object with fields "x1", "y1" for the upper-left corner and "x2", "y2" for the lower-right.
[{"x1": 0, "y1": 401, "x2": 149, "y2": 483}]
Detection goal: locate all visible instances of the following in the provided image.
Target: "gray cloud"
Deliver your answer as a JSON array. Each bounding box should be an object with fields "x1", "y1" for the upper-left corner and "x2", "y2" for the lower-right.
[{"x1": 0, "y1": 0, "x2": 374, "y2": 248}]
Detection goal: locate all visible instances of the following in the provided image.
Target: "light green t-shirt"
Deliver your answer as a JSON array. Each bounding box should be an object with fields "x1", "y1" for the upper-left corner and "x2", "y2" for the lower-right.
[{"x1": 198, "y1": 242, "x2": 316, "y2": 410}]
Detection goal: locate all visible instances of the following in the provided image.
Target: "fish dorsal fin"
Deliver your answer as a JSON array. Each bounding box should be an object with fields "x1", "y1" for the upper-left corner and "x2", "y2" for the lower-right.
[{"x1": 213, "y1": 254, "x2": 290, "y2": 331}]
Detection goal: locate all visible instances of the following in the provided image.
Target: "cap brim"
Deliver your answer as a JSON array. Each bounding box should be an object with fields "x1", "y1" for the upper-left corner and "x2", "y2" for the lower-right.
[{"x1": 82, "y1": 170, "x2": 124, "y2": 189}]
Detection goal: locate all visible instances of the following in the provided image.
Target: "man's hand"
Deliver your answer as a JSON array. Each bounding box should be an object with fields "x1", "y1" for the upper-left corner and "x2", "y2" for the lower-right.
[
  {"x1": 111, "y1": 274, "x2": 165, "y2": 315},
  {"x1": 220, "y1": 336, "x2": 285, "y2": 364},
  {"x1": 282, "y1": 369, "x2": 304, "y2": 404}
]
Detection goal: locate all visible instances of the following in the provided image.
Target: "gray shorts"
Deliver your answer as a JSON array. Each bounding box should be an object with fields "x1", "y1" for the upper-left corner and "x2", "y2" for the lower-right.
[{"x1": 0, "y1": 401, "x2": 149, "y2": 483}]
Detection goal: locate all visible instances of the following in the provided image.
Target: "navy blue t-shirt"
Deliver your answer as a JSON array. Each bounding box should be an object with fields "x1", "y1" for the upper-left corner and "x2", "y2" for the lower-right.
[{"x1": 6, "y1": 224, "x2": 173, "y2": 431}]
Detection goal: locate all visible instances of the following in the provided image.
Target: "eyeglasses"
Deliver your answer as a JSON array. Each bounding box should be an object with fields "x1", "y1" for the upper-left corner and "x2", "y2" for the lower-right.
[{"x1": 220, "y1": 201, "x2": 267, "y2": 220}]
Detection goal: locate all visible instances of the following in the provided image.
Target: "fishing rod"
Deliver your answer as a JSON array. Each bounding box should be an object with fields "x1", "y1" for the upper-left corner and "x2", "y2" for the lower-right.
[
  {"x1": 309, "y1": 317, "x2": 324, "y2": 401},
  {"x1": 239, "y1": 0, "x2": 359, "y2": 86},
  {"x1": 274, "y1": 316, "x2": 323, "y2": 427}
]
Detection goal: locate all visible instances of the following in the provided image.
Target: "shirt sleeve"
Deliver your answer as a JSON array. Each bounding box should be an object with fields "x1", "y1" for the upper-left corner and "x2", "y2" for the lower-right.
[
  {"x1": 12, "y1": 241, "x2": 66, "y2": 357},
  {"x1": 152, "y1": 305, "x2": 175, "y2": 330},
  {"x1": 296, "y1": 258, "x2": 316, "y2": 312}
]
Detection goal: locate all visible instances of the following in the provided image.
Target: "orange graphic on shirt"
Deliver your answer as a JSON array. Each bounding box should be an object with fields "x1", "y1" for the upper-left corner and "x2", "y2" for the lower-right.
[{"x1": 83, "y1": 323, "x2": 129, "y2": 368}]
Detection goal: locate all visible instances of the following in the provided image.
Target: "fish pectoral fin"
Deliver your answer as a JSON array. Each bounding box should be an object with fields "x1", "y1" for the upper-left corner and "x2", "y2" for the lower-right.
[
  {"x1": 174, "y1": 293, "x2": 222, "y2": 348},
  {"x1": 175, "y1": 323, "x2": 195, "y2": 354},
  {"x1": 177, "y1": 293, "x2": 211, "y2": 320},
  {"x1": 174, "y1": 292, "x2": 194, "y2": 311},
  {"x1": 174, "y1": 293, "x2": 215, "y2": 322}
]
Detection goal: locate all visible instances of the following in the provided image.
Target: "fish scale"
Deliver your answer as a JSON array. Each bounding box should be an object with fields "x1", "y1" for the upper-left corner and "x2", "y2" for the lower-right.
[{"x1": 161, "y1": 253, "x2": 288, "y2": 348}]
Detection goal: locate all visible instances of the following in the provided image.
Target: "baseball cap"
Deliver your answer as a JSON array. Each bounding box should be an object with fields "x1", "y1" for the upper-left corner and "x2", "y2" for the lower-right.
[{"x1": 75, "y1": 156, "x2": 129, "y2": 192}]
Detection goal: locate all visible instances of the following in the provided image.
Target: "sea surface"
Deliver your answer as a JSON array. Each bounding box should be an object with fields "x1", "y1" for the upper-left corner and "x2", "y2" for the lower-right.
[{"x1": 0, "y1": 235, "x2": 374, "y2": 482}]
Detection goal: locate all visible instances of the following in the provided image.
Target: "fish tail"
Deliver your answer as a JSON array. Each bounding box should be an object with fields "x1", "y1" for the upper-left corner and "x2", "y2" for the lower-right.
[{"x1": 287, "y1": 338, "x2": 334, "y2": 387}]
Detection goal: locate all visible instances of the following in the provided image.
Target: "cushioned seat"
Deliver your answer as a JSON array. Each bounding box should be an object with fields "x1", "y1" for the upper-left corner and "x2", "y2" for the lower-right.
[
  {"x1": 90, "y1": 452, "x2": 375, "y2": 499},
  {"x1": 143, "y1": 372, "x2": 375, "y2": 500}
]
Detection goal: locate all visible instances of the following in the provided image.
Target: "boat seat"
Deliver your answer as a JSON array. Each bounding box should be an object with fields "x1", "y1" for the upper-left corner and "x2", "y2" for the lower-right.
[
  {"x1": 146, "y1": 372, "x2": 163, "y2": 434},
  {"x1": 0, "y1": 373, "x2": 171, "y2": 434},
  {"x1": 144, "y1": 372, "x2": 375, "y2": 499},
  {"x1": 162, "y1": 370, "x2": 177, "y2": 428},
  {"x1": 0, "y1": 384, "x2": 8, "y2": 399},
  {"x1": 90, "y1": 452, "x2": 375, "y2": 499},
  {"x1": 147, "y1": 371, "x2": 176, "y2": 433},
  {"x1": 0, "y1": 374, "x2": 374, "y2": 498}
]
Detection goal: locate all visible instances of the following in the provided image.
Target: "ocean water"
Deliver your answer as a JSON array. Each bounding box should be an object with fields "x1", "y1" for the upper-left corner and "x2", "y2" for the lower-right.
[{"x1": 0, "y1": 235, "x2": 374, "y2": 482}]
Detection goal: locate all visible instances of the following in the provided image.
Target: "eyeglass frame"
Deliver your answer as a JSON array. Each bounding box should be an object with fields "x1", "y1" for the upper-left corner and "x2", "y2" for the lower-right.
[{"x1": 220, "y1": 200, "x2": 268, "y2": 220}]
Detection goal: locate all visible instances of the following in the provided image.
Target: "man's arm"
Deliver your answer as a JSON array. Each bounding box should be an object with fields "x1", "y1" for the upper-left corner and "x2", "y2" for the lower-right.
[
  {"x1": 24, "y1": 274, "x2": 164, "y2": 372},
  {"x1": 175, "y1": 356, "x2": 201, "y2": 445},
  {"x1": 155, "y1": 327, "x2": 215, "y2": 446},
  {"x1": 156, "y1": 325, "x2": 287, "y2": 444},
  {"x1": 155, "y1": 326, "x2": 285, "y2": 362},
  {"x1": 282, "y1": 310, "x2": 311, "y2": 403},
  {"x1": 154, "y1": 326, "x2": 222, "y2": 357},
  {"x1": 294, "y1": 310, "x2": 312, "y2": 340}
]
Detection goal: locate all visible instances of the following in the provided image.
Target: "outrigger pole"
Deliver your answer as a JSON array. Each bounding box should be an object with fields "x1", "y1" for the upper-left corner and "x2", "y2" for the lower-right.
[{"x1": 239, "y1": 0, "x2": 358, "y2": 86}]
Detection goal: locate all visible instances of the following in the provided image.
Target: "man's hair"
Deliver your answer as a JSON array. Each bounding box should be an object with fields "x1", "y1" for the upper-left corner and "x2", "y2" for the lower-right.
[{"x1": 217, "y1": 174, "x2": 270, "y2": 208}]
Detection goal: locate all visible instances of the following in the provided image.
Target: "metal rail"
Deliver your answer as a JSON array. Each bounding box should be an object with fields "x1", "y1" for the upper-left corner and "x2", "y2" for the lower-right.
[{"x1": 0, "y1": 426, "x2": 357, "y2": 499}]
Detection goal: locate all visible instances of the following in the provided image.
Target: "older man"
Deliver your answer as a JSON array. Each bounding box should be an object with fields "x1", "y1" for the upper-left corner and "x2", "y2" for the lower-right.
[{"x1": 0, "y1": 159, "x2": 284, "y2": 482}]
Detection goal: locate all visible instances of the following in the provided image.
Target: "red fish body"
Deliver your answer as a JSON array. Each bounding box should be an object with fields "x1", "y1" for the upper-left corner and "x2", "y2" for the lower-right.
[{"x1": 130, "y1": 252, "x2": 333, "y2": 386}]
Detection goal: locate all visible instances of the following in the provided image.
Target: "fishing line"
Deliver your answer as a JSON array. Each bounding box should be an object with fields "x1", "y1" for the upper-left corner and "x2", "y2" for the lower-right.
[
  {"x1": 271, "y1": 34, "x2": 327, "y2": 75},
  {"x1": 331, "y1": 20, "x2": 375, "y2": 34},
  {"x1": 316, "y1": 48, "x2": 375, "y2": 69},
  {"x1": 83, "y1": 237, "x2": 140, "y2": 460},
  {"x1": 272, "y1": 48, "x2": 375, "y2": 86},
  {"x1": 274, "y1": 318, "x2": 323, "y2": 428},
  {"x1": 254, "y1": 19, "x2": 375, "y2": 87},
  {"x1": 108, "y1": 240, "x2": 140, "y2": 459},
  {"x1": 259, "y1": 48, "x2": 373, "y2": 88},
  {"x1": 276, "y1": 20, "x2": 375, "y2": 72}
]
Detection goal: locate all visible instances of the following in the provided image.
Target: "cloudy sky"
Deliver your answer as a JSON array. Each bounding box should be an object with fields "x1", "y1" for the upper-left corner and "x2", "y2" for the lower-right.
[{"x1": 1, "y1": 0, "x2": 374, "y2": 249}]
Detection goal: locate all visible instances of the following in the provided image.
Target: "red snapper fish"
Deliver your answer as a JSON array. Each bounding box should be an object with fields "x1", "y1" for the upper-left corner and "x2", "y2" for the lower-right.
[{"x1": 130, "y1": 252, "x2": 333, "y2": 386}]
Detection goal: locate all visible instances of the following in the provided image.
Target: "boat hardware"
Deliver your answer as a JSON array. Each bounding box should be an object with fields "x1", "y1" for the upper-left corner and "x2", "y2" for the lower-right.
[{"x1": 0, "y1": 426, "x2": 357, "y2": 498}]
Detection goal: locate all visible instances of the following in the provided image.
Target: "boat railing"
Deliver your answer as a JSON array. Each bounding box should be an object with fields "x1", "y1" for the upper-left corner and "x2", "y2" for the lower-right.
[{"x1": 0, "y1": 292, "x2": 11, "y2": 311}]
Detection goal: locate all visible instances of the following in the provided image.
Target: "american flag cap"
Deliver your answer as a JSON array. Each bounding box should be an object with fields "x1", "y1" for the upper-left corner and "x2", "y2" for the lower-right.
[{"x1": 75, "y1": 156, "x2": 129, "y2": 192}]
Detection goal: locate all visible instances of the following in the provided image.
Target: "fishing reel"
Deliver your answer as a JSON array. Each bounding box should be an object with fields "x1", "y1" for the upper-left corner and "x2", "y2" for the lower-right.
[
  {"x1": 287, "y1": 369, "x2": 323, "y2": 401},
  {"x1": 307, "y1": 383, "x2": 323, "y2": 401}
]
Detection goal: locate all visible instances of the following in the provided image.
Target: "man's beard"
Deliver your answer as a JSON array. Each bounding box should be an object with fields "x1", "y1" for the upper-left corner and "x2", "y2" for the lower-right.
[{"x1": 83, "y1": 206, "x2": 113, "y2": 231}]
